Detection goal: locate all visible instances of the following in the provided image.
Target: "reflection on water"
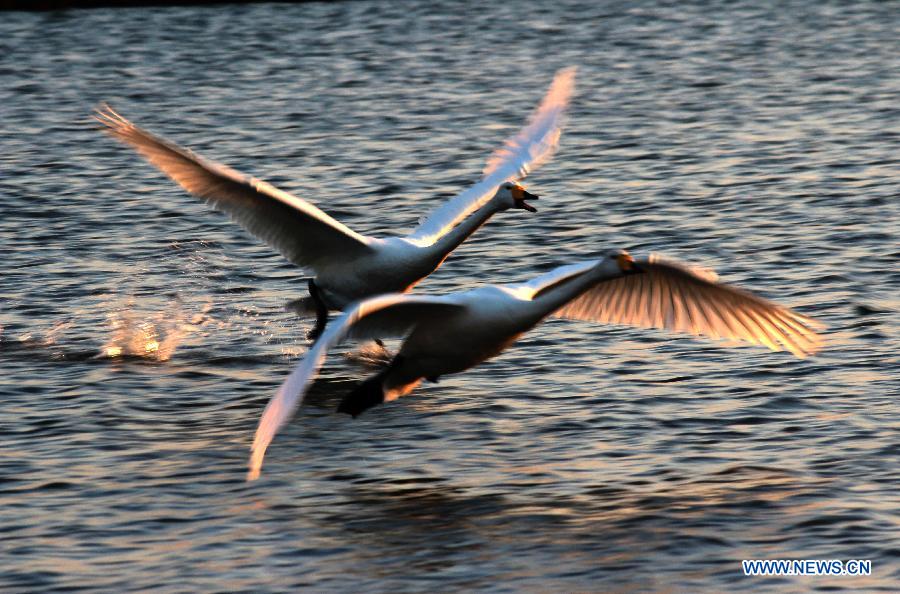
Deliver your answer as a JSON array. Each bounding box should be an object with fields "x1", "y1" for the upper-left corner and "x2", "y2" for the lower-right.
[{"x1": 1, "y1": 0, "x2": 898, "y2": 591}]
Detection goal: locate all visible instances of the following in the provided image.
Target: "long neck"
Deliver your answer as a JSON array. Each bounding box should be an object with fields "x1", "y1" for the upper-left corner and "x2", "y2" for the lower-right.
[
  {"x1": 528, "y1": 263, "x2": 619, "y2": 320},
  {"x1": 423, "y1": 200, "x2": 501, "y2": 265}
]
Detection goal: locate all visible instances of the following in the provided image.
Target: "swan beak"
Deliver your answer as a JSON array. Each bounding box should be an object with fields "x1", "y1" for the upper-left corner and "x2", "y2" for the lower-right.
[
  {"x1": 617, "y1": 253, "x2": 642, "y2": 274},
  {"x1": 512, "y1": 186, "x2": 539, "y2": 212}
]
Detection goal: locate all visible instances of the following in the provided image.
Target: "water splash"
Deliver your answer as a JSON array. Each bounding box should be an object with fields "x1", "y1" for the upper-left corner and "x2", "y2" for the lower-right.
[
  {"x1": 14, "y1": 320, "x2": 73, "y2": 349},
  {"x1": 343, "y1": 341, "x2": 394, "y2": 368},
  {"x1": 99, "y1": 296, "x2": 213, "y2": 362}
]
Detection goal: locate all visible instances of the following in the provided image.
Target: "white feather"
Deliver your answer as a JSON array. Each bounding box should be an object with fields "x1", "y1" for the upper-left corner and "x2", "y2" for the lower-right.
[
  {"x1": 247, "y1": 294, "x2": 465, "y2": 480},
  {"x1": 408, "y1": 67, "x2": 576, "y2": 244},
  {"x1": 247, "y1": 253, "x2": 824, "y2": 481},
  {"x1": 96, "y1": 68, "x2": 577, "y2": 307},
  {"x1": 554, "y1": 258, "x2": 824, "y2": 358},
  {"x1": 94, "y1": 105, "x2": 374, "y2": 273}
]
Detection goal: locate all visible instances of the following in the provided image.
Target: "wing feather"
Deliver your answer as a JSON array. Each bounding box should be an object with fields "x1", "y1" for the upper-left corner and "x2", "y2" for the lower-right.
[
  {"x1": 408, "y1": 67, "x2": 576, "y2": 244},
  {"x1": 554, "y1": 258, "x2": 823, "y2": 358},
  {"x1": 481, "y1": 66, "x2": 577, "y2": 180},
  {"x1": 247, "y1": 294, "x2": 465, "y2": 481},
  {"x1": 95, "y1": 105, "x2": 374, "y2": 272}
]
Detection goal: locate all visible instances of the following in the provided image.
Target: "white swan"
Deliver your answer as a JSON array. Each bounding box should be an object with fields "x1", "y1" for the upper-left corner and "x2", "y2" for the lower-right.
[
  {"x1": 247, "y1": 250, "x2": 824, "y2": 479},
  {"x1": 95, "y1": 68, "x2": 575, "y2": 337}
]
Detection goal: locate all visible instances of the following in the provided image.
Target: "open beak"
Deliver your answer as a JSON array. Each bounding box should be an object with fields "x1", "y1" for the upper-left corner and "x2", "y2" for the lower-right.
[{"x1": 512, "y1": 187, "x2": 539, "y2": 212}]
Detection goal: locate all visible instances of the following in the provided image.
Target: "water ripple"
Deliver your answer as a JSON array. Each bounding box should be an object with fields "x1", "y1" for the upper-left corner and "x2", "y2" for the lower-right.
[{"x1": 1, "y1": 1, "x2": 898, "y2": 592}]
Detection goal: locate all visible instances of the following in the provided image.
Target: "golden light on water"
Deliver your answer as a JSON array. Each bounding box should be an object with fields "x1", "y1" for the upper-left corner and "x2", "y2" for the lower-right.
[{"x1": 98, "y1": 298, "x2": 204, "y2": 362}]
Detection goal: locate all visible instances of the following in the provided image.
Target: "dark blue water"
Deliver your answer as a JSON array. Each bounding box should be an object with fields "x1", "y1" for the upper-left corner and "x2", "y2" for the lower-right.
[{"x1": 1, "y1": 1, "x2": 898, "y2": 591}]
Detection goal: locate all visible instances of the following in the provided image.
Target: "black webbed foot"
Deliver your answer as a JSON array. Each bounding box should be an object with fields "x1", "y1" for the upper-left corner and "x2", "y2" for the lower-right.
[
  {"x1": 337, "y1": 356, "x2": 404, "y2": 417},
  {"x1": 307, "y1": 279, "x2": 329, "y2": 341},
  {"x1": 306, "y1": 323, "x2": 325, "y2": 341}
]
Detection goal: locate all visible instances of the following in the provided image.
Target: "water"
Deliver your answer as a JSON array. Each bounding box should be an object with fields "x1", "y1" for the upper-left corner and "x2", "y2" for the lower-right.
[{"x1": 1, "y1": 1, "x2": 898, "y2": 591}]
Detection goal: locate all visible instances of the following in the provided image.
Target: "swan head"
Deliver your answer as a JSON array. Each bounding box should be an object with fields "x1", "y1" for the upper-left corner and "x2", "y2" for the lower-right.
[
  {"x1": 495, "y1": 181, "x2": 539, "y2": 213},
  {"x1": 605, "y1": 249, "x2": 642, "y2": 274}
]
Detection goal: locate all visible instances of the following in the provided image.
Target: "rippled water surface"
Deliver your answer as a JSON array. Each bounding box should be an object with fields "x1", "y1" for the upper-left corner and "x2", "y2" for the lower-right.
[{"x1": 1, "y1": 1, "x2": 898, "y2": 592}]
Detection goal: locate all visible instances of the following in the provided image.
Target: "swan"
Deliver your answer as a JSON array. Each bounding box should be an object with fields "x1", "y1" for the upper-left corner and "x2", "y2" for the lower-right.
[
  {"x1": 95, "y1": 68, "x2": 575, "y2": 338},
  {"x1": 247, "y1": 250, "x2": 823, "y2": 479}
]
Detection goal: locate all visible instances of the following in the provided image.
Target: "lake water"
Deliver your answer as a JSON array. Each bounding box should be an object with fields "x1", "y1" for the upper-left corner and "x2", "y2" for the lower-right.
[{"x1": 1, "y1": 1, "x2": 898, "y2": 591}]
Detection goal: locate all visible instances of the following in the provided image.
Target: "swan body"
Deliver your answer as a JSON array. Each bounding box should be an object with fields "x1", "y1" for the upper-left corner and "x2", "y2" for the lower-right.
[
  {"x1": 248, "y1": 251, "x2": 824, "y2": 479},
  {"x1": 95, "y1": 68, "x2": 576, "y2": 335}
]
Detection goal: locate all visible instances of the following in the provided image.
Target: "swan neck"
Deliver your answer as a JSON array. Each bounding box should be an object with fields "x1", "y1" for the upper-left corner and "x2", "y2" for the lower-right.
[
  {"x1": 531, "y1": 264, "x2": 618, "y2": 317},
  {"x1": 425, "y1": 201, "x2": 499, "y2": 261}
]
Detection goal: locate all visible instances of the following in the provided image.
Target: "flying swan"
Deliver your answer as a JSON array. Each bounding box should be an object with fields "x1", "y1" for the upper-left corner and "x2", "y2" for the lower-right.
[
  {"x1": 95, "y1": 68, "x2": 575, "y2": 338},
  {"x1": 247, "y1": 250, "x2": 824, "y2": 479}
]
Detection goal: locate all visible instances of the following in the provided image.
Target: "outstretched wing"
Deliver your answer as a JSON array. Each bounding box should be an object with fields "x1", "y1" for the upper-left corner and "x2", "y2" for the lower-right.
[
  {"x1": 554, "y1": 257, "x2": 824, "y2": 358},
  {"x1": 408, "y1": 67, "x2": 576, "y2": 244},
  {"x1": 247, "y1": 293, "x2": 466, "y2": 481},
  {"x1": 95, "y1": 105, "x2": 375, "y2": 273}
]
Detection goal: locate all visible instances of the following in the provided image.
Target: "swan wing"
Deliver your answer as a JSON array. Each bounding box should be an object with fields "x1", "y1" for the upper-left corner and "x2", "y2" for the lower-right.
[
  {"x1": 248, "y1": 293, "x2": 465, "y2": 480},
  {"x1": 408, "y1": 67, "x2": 576, "y2": 244},
  {"x1": 554, "y1": 257, "x2": 824, "y2": 358},
  {"x1": 95, "y1": 105, "x2": 374, "y2": 272}
]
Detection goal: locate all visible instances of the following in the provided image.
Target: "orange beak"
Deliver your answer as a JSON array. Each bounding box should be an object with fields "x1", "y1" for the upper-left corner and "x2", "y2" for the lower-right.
[
  {"x1": 617, "y1": 252, "x2": 635, "y2": 272},
  {"x1": 511, "y1": 185, "x2": 539, "y2": 212}
]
